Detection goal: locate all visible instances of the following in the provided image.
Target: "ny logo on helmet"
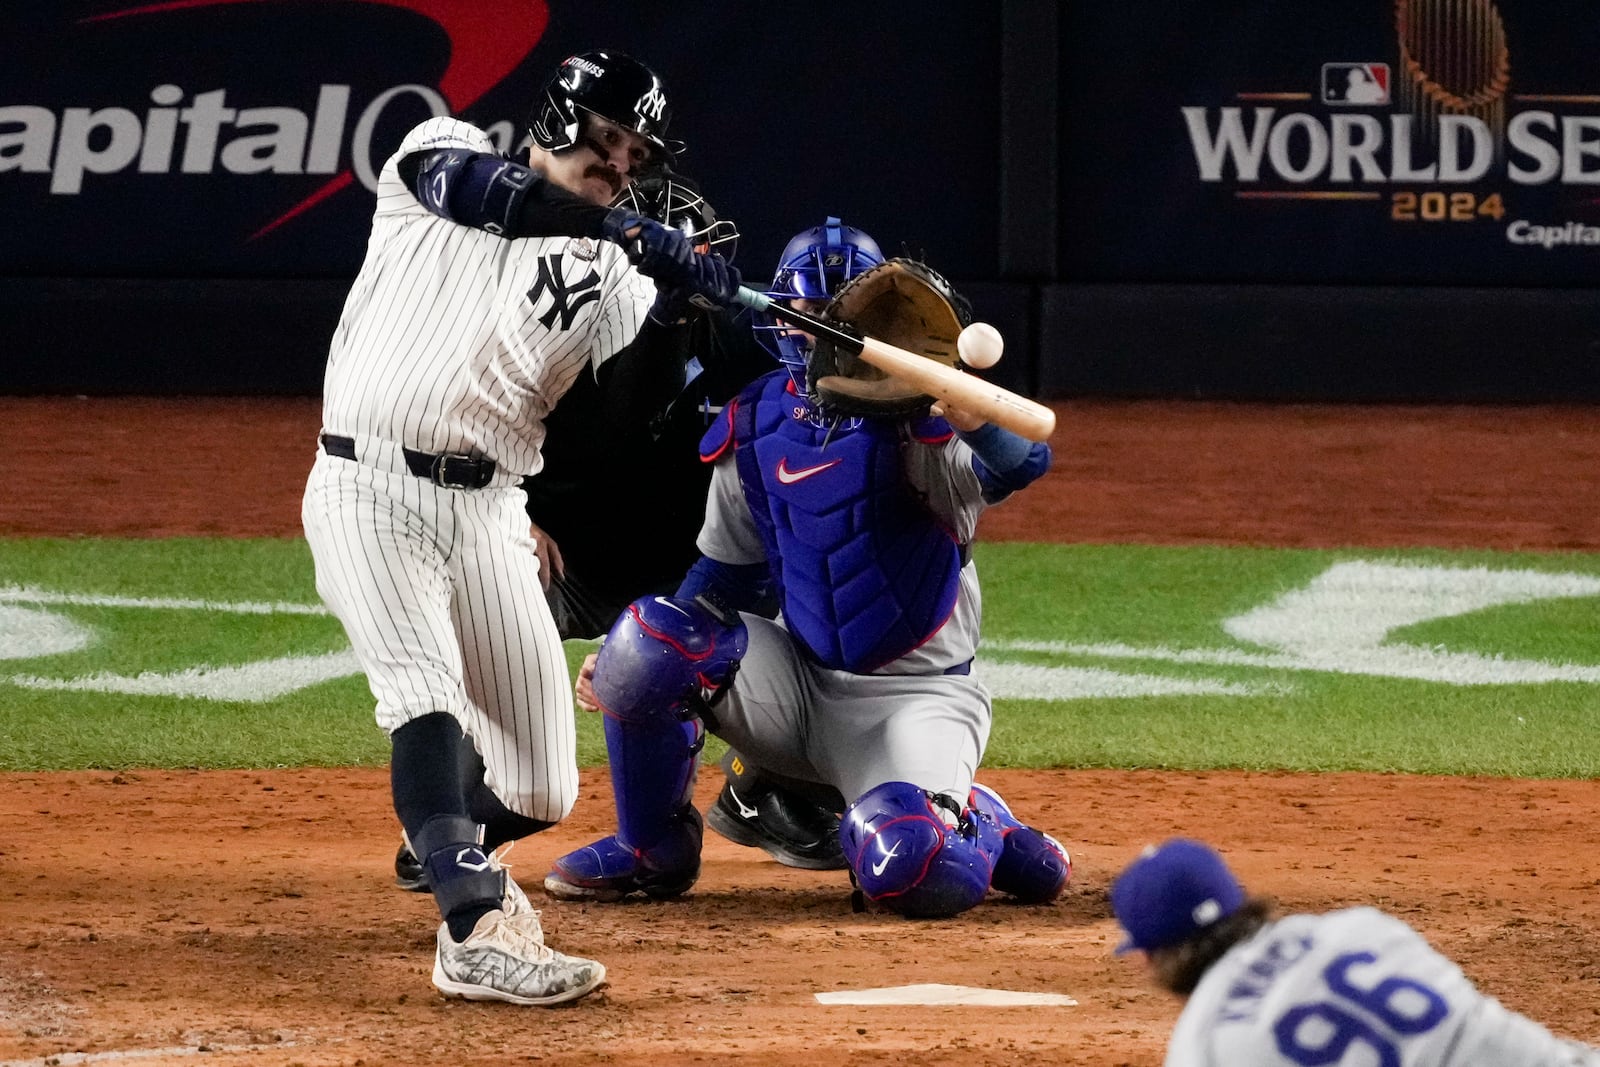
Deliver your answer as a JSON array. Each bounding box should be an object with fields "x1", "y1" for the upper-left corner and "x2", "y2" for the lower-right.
[{"x1": 636, "y1": 85, "x2": 667, "y2": 122}]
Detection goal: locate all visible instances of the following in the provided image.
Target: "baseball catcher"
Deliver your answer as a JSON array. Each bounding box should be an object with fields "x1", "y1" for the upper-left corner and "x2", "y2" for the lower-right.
[
  {"x1": 542, "y1": 217, "x2": 1071, "y2": 918},
  {"x1": 523, "y1": 167, "x2": 850, "y2": 872}
]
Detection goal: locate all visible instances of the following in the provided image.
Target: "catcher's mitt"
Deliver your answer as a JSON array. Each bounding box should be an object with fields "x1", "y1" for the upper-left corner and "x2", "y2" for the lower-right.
[{"x1": 808, "y1": 258, "x2": 973, "y2": 417}]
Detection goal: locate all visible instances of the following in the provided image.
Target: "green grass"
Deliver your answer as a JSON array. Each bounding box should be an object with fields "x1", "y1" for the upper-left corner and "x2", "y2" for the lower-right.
[{"x1": 2, "y1": 537, "x2": 1598, "y2": 776}]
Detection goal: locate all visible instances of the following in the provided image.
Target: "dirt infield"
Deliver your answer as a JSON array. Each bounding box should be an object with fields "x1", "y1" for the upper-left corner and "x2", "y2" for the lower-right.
[{"x1": 3, "y1": 397, "x2": 1598, "y2": 1067}]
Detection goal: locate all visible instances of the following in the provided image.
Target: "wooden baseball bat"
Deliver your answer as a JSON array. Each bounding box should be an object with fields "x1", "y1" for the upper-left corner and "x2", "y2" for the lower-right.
[{"x1": 733, "y1": 287, "x2": 1056, "y2": 442}]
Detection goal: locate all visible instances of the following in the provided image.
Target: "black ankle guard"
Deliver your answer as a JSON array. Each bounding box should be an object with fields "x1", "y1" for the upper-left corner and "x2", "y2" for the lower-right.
[{"x1": 429, "y1": 863, "x2": 507, "y2": 919}]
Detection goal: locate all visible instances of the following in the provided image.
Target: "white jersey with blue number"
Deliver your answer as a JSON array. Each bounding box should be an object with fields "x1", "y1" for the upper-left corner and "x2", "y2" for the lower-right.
[{"x1": 1167, "y1": 908, "x2": 1600, "y2": 1067}]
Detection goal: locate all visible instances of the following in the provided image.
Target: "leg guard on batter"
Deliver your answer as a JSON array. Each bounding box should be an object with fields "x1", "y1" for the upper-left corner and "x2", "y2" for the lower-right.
[
  {"x1": 410, "y1": 813, "x2": 506, "y2": 937},
  {"x1": 841, "y1": 781, "x2": 1004, "y2": 919},
  {"x1": 967, "y1": 782, "x2": 1072, "y2": 903},
  {"x1": 546, "y1": 595, "x2": 746, "y2": 901}
]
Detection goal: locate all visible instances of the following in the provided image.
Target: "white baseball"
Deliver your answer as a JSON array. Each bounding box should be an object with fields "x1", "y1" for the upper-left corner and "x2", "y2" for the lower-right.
[{"x1": 957, "y1": 322, "x2": 1004, "y2": 369}]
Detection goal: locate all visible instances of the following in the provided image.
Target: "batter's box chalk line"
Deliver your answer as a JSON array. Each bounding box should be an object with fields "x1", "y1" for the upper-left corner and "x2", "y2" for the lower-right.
[{"x1": 814, "y1": 983, "x2": 1077, "y2": 1006}]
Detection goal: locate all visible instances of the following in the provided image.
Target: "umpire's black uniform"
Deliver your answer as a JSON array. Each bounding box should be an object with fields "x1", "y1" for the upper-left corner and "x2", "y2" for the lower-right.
[{"x1": 524, "y1": 307, "x2": 775, "y2": 639}]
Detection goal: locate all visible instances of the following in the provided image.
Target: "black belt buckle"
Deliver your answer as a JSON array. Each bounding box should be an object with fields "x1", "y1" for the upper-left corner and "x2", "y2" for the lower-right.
[{"x1": 430, "y1": 452, "x2": 486, "y2": 490}]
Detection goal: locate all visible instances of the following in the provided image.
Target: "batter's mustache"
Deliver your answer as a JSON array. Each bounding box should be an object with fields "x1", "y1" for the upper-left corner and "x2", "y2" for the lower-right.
[{"x1": 582, "y1": 162, "x2": 624, "y2": 196}]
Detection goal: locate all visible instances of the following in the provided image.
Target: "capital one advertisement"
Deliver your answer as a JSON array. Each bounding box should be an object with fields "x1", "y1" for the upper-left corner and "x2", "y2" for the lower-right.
[
  {"x1": 1060, "y1": 0, "x2": 1600, "y2": 285},
  {"x1": 0, "y1": 2, "x2": 1000, "y2": 279}
]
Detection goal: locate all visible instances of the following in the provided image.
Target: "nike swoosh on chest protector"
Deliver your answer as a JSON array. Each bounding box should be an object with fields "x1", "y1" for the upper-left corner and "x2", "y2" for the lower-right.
[{"x1": 775, "y1": 457, "x2": 843, "y2": 485}]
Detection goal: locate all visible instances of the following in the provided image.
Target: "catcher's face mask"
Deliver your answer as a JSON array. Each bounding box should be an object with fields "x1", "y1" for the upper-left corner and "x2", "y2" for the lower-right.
[
  {"x1": 756, "y1": 216, "x2": 884, "y2": 391},
  {"x1": 610, "y1": 170, "x2": 738, "y2": 260}
]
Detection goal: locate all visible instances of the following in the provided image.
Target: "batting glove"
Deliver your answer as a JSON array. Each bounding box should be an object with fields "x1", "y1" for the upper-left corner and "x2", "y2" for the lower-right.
[{"x1": 602, "y1": 207, "x2": 742, "y2": 308}]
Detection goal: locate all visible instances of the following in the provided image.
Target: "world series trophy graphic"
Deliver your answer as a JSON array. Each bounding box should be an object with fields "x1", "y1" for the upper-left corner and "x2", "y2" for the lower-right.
[{"x1": 1395, "y1": 0, "x2": 1511, "y2": 156}]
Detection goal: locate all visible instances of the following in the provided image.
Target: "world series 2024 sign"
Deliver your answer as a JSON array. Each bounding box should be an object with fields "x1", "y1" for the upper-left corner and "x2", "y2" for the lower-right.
[{"x1": 1059, "y1": 0, "x2": 1600, "y2": 285}]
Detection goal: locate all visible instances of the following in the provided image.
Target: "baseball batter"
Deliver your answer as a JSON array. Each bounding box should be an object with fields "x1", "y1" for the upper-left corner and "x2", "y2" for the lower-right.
[
  {"x1": 301, "y1": 50, "x2": 740, "y2": 1005},
  {"x1": 389, "y1": 169, "x2": 844, "y2": 895},
  {"x1": 542, "y1": 219, "x2": 1071, "y2": 918},
  {"x1": 1112, "y1": 838, "x2": 1600, "y2": 1066}
]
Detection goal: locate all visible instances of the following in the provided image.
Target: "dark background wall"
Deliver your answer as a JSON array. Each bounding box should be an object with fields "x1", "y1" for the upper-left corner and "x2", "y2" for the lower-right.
[{"x1": 1, "y1": 0, "x2": 1595, "y2": 400}]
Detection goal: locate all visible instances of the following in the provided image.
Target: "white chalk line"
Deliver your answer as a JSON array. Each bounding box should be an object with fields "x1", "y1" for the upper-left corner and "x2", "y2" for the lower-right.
[
  {"x1": 0, "y1": 1041, "x2": 304, "y2": 1067},
  {"x1": 0, "y1": 585, "x2": 330, "y2": 616},
  {"x1": 7, "y1": 557, "x2": 1600, "y2": 698}
]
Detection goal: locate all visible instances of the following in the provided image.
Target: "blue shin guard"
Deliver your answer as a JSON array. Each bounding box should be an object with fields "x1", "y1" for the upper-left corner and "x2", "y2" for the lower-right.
[
  {"x1": 967, "y1": 782, "x2": 1072, "y2": 903},
  {"x1": 603, "y1": 712, "x2": 703, "y2": 868},
  {"x1": 546, "y1": 596, "x2": 746, "y2": 901},
  {"x1": 841, "y1": 781, "x2": 1003, "y2": 919}
]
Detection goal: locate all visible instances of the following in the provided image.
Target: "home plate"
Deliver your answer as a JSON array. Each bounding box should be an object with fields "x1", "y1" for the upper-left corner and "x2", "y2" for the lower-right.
[{"x1": 815, "y1": 983, "x2": 1076, "y2": 1006}]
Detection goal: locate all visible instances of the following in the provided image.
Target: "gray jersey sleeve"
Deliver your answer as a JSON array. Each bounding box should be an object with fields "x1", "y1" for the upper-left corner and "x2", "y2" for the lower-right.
[
  {"x1": 901, "y1": 433, "x2": 987, "y2": 544},
  {"x1": 696, "y1": 456, "x2": 767, "y2": 564}
]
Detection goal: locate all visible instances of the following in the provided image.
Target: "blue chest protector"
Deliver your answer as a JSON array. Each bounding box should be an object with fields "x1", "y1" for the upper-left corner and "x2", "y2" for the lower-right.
[{"x1": 702, "y1": 372, "x2": 964, "y2": 672}]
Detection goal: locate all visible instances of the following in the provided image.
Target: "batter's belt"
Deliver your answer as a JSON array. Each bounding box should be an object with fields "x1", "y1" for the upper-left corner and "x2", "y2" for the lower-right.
[{"x1": 320, "y1": 432, "x2": 498, "y2": 490}]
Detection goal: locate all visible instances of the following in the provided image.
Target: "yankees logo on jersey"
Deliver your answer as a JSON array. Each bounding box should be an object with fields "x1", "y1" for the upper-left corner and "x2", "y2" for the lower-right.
[
  {"x1": 318, "y1": 116, "x2": 654, "y2": 479},
  {"x1": 528, "y1": 253, "x2": 603, "y2": 331}
]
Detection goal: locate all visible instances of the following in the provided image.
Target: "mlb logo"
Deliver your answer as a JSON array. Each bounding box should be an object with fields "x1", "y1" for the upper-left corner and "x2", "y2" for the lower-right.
[{"x1": 1322, "y1": 62, "x2": 1391, "y2": 105}]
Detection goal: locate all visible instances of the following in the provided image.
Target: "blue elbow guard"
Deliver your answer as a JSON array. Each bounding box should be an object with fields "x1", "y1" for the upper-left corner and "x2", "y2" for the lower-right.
[{"x1": 410, "y1": 148, "x2": 538, "y2": 235}]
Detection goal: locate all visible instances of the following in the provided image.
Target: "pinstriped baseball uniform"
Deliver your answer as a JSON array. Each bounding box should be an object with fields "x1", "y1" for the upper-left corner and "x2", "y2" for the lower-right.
[
  {"x1": 302, "y1": 116, "x2": 654, "y2": 822},
  {"x1": 1167, "y1": 907, "x2": 1600, "y2": 1067},
  {"x1": 696, "y1": 415, "x2": 993, "y2": 806}
]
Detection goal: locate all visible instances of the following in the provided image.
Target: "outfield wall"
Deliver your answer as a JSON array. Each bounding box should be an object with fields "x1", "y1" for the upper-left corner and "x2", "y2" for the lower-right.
[{"x1": 2, "y1": 1, "x2": 1596, "y2": 400}]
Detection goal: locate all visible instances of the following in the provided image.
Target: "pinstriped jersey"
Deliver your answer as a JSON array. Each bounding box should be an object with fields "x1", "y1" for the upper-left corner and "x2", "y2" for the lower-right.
[
  {"x1": 1166, "y1": 907, "x2": 1600, "y2": 1067},
  {"x1": 320, "y1": 116, "x2": 655, "y2": 477}
]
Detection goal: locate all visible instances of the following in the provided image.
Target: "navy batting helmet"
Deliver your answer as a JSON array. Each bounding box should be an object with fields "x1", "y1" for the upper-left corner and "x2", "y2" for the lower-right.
[{"x1": 529, "y1": 51, "x2": 674, "y2": 159}]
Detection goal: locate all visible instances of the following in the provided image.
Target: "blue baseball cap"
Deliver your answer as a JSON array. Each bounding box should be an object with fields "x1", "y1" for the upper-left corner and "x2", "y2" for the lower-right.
[{"x1": 1110, "y1": 838, "x2": 1246, "y2": 954}]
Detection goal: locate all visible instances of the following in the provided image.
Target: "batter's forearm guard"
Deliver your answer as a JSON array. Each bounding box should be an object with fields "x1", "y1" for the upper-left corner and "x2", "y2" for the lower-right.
[{"x1": 399, "y1": 147, "x2": 610, "y2": 239}]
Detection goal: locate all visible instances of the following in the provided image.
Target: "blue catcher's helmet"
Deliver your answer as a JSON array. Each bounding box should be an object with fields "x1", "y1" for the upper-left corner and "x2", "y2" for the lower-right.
[{"x1": 757, "y1": 217, "x2": 883, "y2": 392}]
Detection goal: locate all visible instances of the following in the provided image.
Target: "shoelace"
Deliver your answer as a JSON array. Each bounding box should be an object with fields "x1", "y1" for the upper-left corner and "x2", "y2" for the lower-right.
[
  {"x1": 488, "y1": 841, "x2": 538, "y2": 917},
  {"x1": 471, "y1": 902, "x2": 557, "y2": 962}
]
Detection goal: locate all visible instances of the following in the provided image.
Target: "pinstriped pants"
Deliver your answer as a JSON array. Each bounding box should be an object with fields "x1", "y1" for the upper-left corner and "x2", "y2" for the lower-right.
[{"x1": 302, "y1": 450, "x2": 579, "y2": 823}]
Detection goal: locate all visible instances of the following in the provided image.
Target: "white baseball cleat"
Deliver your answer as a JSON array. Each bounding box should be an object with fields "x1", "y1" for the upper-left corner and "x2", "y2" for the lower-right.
[{"x1": 432, "y1": 908, "x2": 607, "y2": 1006}]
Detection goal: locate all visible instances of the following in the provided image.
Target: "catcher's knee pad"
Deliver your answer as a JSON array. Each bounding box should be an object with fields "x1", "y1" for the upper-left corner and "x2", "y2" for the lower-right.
[
  {"x1": 592, "y1": 594, "x2": 748, "y2": 724},
  {"x1": 968, "y1": 782, "x2": 1072, "y2": 903},
  {"x1": 593, "y1": 595, "x2": 746, "y2": 853},
  {"x1": 841, "y1": 781, "x2": 1002, "y2": 919}
]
